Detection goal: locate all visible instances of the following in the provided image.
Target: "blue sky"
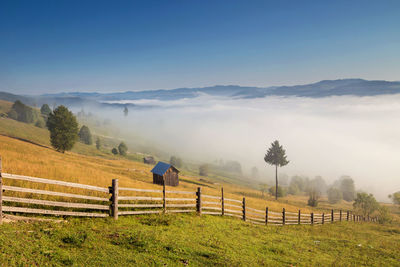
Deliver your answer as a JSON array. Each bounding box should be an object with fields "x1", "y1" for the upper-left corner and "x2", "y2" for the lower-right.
[{"x1": 1, "y1": 0, "x2": 399, "y2": 94}]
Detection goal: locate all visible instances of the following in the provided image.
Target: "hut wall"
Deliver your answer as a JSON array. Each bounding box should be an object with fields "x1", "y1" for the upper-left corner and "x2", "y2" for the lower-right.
[{"x1": 153, "y1": 173, "x2": 164, "y2": 185}]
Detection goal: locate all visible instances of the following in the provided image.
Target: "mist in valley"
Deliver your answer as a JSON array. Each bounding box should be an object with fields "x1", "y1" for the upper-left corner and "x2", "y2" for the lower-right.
[{"x1": 83, "y1": 93, "x2": 400, "y2": 202}]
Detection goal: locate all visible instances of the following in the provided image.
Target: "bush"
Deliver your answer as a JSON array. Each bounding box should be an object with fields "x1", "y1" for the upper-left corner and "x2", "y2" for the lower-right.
[
  {"x1": 118, "y1": 142, "x2": 128, "y2": 156},
  {"x1": 288, "y1": 184, "x2": 300, "y2": 195},
  {"x1": 46, "y1": 106, "x2": 79, "y2": 153},
  {"x1": 78, "y1": 125, "x2": 93, "y2": 145},
  {"x1": 388, "y1": 191, "x2": 400, "y2": 205},
  {"x1": 269, "y1": 186, "x2": 286, "y2": 197},
  {"x1": 307, "y1": 190, "x2": 319, "y2": 207},
  {"x1": 199, "y1": 164, "x2": 209, "y2": 176},
  {"x1": 340, "y1": 177, "x2": 356, "y2": 201},
  {"x1": 353, "y1": 192, "x2": 378, "y2": 217},
  {"x1": 377, "y1": 206, "x2": 392, "y2": 224},
  {"x1": 327, "y1": 187, "x2": 342, "y2": 204},
  {"x1": 111, "y1": 148, "x2": 118, "y2": 155},
  {"x1": 95, "y1": 137, "x2": 101, "y2": 150},
  {"x1": 35, "y1": 117, "x2": 46, "y2": 128},
  {"x1": 7, "y1": 109, "x2": 18, "y2": 120}
]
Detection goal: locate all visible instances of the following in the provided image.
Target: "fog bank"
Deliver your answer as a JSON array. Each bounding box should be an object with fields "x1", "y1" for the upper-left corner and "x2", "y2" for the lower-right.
[{"x1": 102, "y1": 94, "x2": 400, "y2": 201}]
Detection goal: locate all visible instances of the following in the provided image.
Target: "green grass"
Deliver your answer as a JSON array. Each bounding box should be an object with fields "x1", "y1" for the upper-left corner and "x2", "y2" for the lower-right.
[{"x1": 0, "y1": 214, "x2": 399, "y2": 266}]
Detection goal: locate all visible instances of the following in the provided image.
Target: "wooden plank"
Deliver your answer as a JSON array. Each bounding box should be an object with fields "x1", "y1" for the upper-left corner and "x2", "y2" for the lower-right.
[
  {"x1": 224, "y1": 197, "x2": 242, "y2": 204},
  {"x1": 119, "y1": 204, "x2": 163, "y2": 208},
  {"x1": 285, "y1": 219, "x2": 298, "y2": 223},
  {"x1": 2, "y1": 206, "x2": 108, "y2": 217},
  {"x1": 268, "y1": 211, "x2": 282, "y2": 215},
  {"x1": 3, "y1": 186, "x2": 109, "y2": 201},
  {"x1": 247, "y1": 207, "x2": 264, "y2": 214},
  {"x1": 166, "y1": 190, "x2": 196, "y2": 195},
  {"x1": 202, "y1": 194, "x2": 221, "y2": 200},
  {"x1": 285, "y1": 211, "x2": 298, "y2": 215},
  {"x1": 224, "y1": 203, "x2": 242, "y2": 209},
  {"x1": 119, "y1": 210, "x2": 161, "y2": 215},
  {"x1": 224, "y1": 208, "x2": 242, "y2": 214},
  {"x1": 268, "y1": 219, "x2": 283, "y2": 223},
  {"x1": 249, "y1": 220, "x2": 265, "y2": 225},
  {"x1": 118, "y1": 196, "x2": 163, "y2": 201},
  {"x1": 203, "y1": 201, "x2": 221, "y2": 205},
  {"x1": 166, "y1": 204, "x2": 196, "y2": 208},
  {"x1": 2, "y1": 196, "x2": 109, "y2": 210},
  {"x1": 202, "y1": 206, "x2": 222, "y2": 211},
  {"x1": 2, "y1": 173, "x2": 109, "y2": 193},
  {"x1": 166, "y1": 198, "x2": 196, "y2": 201},
  {"x1": 202, "y1": 211, "x2": 221, "y2": 215},
  {"x1": 246, "y1": 211, "x2": 264, "y2": 218},
  {"x1": 118, "y1": 187, "x2": 162, "y2": 193},
  {"x1": 166, "y1": 209, "x2": 195, "y2": 213}
]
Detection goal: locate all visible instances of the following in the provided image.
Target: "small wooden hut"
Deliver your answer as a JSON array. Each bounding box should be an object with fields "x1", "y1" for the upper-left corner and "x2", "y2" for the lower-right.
[
  {"x1": 151, "y1": 161, "x2": 179, "y2": 186},
  {"x1": 143, "y1": 156, "x2": 155, "y2": 164}
]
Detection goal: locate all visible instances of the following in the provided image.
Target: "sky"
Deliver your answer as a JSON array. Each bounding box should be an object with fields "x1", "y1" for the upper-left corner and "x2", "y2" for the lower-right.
[{"x1": 1, "y1": 0, "x2": 400, "y2": 94}]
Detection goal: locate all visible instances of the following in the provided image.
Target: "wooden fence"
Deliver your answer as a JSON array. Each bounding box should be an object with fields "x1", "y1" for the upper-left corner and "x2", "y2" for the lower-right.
[{"x1": 0, "y1": 159, "x2": 379, "y2": 224}]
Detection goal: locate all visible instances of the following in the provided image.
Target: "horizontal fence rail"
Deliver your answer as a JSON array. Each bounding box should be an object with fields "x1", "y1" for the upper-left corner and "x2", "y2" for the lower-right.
[{"x1": 0, "y1": 158, "x2": 379, "y2": 224}]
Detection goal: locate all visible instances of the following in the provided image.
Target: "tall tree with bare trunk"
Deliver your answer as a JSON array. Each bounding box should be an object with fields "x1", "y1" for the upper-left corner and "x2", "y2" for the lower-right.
[{"x1": 264, "y1": 140, "x2": 289, "y2": 200}]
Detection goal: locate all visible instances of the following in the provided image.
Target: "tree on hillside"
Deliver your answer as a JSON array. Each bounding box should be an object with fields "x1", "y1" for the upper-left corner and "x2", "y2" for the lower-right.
[
  {"x1": 388, "y1": 191, "x2": 400, "y2": 205},
  {"x1": 46, "y1": 105, "x2": 78, "y2": 153},
  {"x1": 327, "y1": 187, "x2": 343, "y2": 204},
  {"x1": 264, "y1": 140, "x2": 289, "y2": 200},
  {"x1": 8, "y1": 100, "x2": 36, "y2": 123},
  {"x1": 96, "y1": 137, "x2": 102, "y2": 150},
  {"x1": 310, "y1": 176, "x2": 327, "y2": 195},
  {"x1": 78, "y1": 125, "x2": 93, "y2": 145},
  {"x1": 111, "y1": 148, "x2": 118, "y2": 155},
  {"x1": 118, "y1": 142, "x2": 128, "y2": 156},
  {"x1": 269, "y1": 186, "x2": 286, "y2": 198},
  {"x1": 35, "y1": 117, "x2": 46, "y2": 128},
  {"x1": 40, "y1": 104, "x2": 52, "y2": 117},
  {"x1": 170, "y1": 156, "x2": 183, "y2": 168},
  {"x1": 259, "y1": 183, "x2": 269, "y2": 197},
  {"x1": 290, "y1": 176, "x2": 306, "y2": 192},
  {"x1": 123, "y1": 106, "x2": 129, "y2": 117},
  {"x1": 199, "y1": 164, "x2": 209, "y2": 176},
  {"x1": 353, "y1": 192, "x2": 378, "y2": 217},
  {"x1": 340, "y1": 176, "x2": 356, "y2": 201}
]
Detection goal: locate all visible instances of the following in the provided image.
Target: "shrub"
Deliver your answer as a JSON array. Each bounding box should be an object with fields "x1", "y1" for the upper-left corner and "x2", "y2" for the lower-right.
[
  {"x1": 199, "y1": 164, "x2": 209, "y2": 176},
  {"x1": 340, "y1": 177, "x2": 356, "y2": 201},
  {"x1": 35, "y1": 117, "x2": 46, "y2": 128},
  {"x1": 118, "y1": 142, "x2": 128, "y2": 156},
  {"x1": 8, "y1": 100, "x2": 36, "y2": 123},
  {"x1": 288, "y1": 183, "x2": 300, "y2": 195},
  {"x1": 307, "y1": 189, "x2": 319, "y2": 207},
  {"x1": 78, "y1": 125, "x2": 93, "y2": 145},
  {"x1": 46, "y1": 106, "x2": 79, "y2": 153},
  {"x1": 269, "y1": 186, "x2": 286, "y2": 197},
  {"x1": 353, "y1": 192, "x2": 378, "y2": 217},
  {"x1": 327, "y1": 187, "x2": 342, "y2": 204},
  {"x1": 388, "y1": 191, "x2": 400, "y2": 205},
  {"x1": 111, "y1": 148, "x2": 118, "y2": 155},
  {"x1": 95, "y1": 137, "x2": 101, "y2": 150},
  {"x1": 377, "y1": 206, "x2": 392, "y2": 224}
]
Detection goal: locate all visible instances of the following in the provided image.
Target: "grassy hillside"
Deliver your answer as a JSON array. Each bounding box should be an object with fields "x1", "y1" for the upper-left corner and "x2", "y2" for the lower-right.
[{"x1": 1, "y1": 215, "x2": 399, "y2": 266}]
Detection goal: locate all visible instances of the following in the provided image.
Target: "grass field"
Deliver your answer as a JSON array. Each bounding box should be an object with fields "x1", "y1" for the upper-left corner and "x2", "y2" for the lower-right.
[
  {"x1": 0, "y1": 100, "x2": 399, "y2": 266},
  {"x1": 0, "y1": 214, "x2": 399, "y2": 266}
]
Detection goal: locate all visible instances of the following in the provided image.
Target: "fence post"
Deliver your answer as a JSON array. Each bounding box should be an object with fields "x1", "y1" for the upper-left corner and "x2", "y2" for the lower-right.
[
  {"x1": 163, "y1": 181, "x2": 166, "y2": 213},
  {"x1": 298, "y1": 210, "x2": 301, "y2": 225},
  {"x1": 353, "y1": 214, "x2": 355, "y2": 222},
  {"x1": 221, "y1": 187, "x2": 224, "y2": 216},
  {"x1": 311, "y1": 212, "x2": 314, "y2": 225},
  {"x1": 110, "y1": 179, "x2": 118, "y2": 220},
  {"x1": 347, "y1": 210, "x2": 349, "y2": 221},
  {"x1": 322, "y1": 213, "x2": 325, "y2": 224},
  {"x1": 0, "y1": 156, "x2": 2, "y2": 224},
  {"x1": 331, "y1": 209, "x2": 334, "y2": 222},
  {"x1": 242, "y1": 197, "x2": 246, "y2": 221},
  {"x1": 265, "y1": 207, "x2": 269, "y2": 225},
  {"x1": 340, "y1": 210, "x2": 342, "y2": 221},
  {"x1": 282, "y1": 208, "x2": 285, "y2": 225},
  {"x1": 196, "y1": 187, "x2": 202, "y2": 215}
]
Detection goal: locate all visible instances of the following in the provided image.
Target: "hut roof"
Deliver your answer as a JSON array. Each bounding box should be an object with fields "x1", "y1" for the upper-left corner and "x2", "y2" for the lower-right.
[{"x1": 151, "y1": 161, "x2": 179, "y2": 176}]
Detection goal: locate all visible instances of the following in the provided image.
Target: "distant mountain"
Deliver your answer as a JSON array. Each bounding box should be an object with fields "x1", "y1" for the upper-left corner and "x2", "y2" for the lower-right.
[
  {"x1": 40, "y1": 79, "x2": 400, "y2": 102},
  {"x1": 2, "y1": 79, "x2": 400, "y2": 109}
]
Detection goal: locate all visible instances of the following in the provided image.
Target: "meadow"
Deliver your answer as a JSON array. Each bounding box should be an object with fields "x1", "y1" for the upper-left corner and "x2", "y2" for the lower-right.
[{"x1": 0, "y1": 100, "x2": 399, "y2": 266}]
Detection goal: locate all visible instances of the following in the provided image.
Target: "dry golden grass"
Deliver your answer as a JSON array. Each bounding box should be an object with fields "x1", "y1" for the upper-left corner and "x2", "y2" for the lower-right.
[{"x1": 0, "y1": 134, "x2": 323, "y2": 213}]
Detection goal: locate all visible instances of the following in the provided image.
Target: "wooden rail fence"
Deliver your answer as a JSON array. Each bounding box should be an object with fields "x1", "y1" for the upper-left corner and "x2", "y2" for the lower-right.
[{"x1": 0, "y1": 158, "x2": 379, "y2": 224}]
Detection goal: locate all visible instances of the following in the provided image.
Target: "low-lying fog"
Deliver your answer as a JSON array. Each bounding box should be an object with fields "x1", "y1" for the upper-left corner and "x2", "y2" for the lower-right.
[{"x1": 101, "y1": 94, "x2": 400, "y2": 201}]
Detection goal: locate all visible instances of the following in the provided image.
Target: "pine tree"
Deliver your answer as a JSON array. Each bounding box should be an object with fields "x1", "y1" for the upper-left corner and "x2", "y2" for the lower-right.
[
  {"x1": 40, "y1": 104, "x2": 52, "y2": 116},
  {"x1": 78, "y1": 125, "x2": 93, "y2": 145},
  {"x1": 46, "y1": 106, "x2": 78, "y2": 153},
  {"x1": 264, "y1": 140, "x2": 289, "y2": 200}
]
